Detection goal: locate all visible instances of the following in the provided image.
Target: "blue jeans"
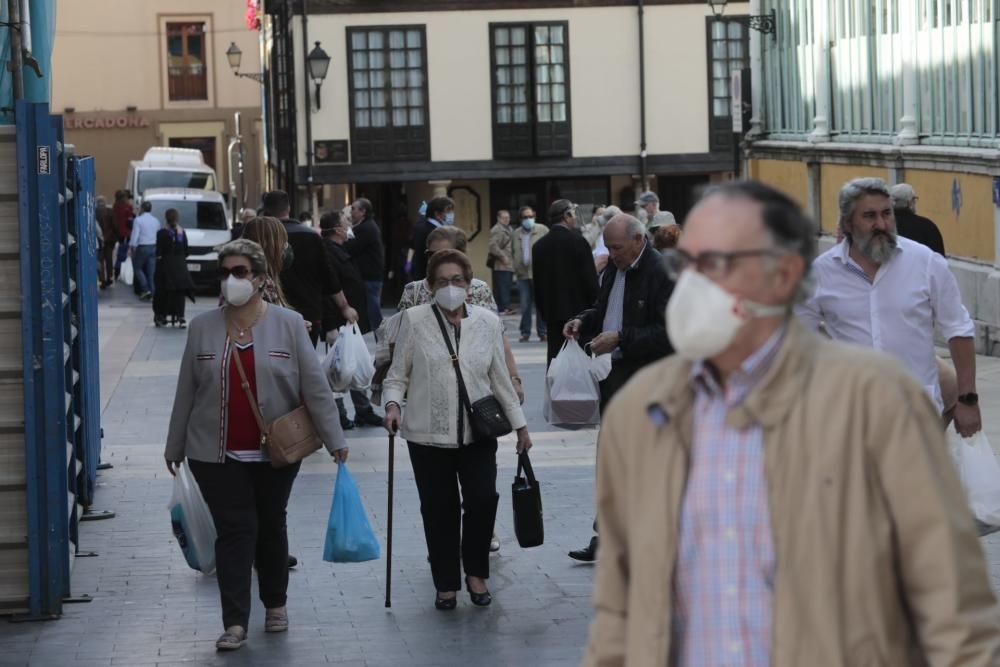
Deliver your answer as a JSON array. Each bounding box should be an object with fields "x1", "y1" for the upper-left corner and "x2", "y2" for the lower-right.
[
  {"x1": 365, "y1": 280, "x2": 384, "y2": 334},
  {"x1": 492, "y1": 270, "x2": 513, "y2": 312},
  {"x1": 517, "y1": 278, "x2": 546, "y2": 338},
  {"x1": 133, "y1": 245, "x2": 157, "y2": 295}
]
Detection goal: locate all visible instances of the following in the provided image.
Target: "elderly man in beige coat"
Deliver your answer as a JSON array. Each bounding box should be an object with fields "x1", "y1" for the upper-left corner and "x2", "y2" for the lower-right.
[{"x1": 584, "y1": 180, "x2": 1000, "y2": 667}]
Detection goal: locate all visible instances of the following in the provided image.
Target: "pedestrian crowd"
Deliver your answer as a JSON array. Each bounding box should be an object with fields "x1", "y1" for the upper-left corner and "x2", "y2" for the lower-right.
[{"x1": 101, "y1": 174, "x2": 1000, "y2": 661}]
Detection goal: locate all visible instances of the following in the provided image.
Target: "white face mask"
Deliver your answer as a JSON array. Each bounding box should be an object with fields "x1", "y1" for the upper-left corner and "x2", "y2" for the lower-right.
[
  {"x1": 222, "y1": 275, "x2": 256, "y2": 307},
  {"x1": 434, "y1": 285, "x2": 467, "y2": 312},
  {"x1": 666, "y1": 270, "x2": 786, "y2": 361}
]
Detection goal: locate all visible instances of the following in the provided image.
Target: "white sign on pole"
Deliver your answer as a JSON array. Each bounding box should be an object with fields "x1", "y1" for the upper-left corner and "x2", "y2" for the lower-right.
[{"x1": 731, "y1": 70, "x2": 743, "y2": 134}]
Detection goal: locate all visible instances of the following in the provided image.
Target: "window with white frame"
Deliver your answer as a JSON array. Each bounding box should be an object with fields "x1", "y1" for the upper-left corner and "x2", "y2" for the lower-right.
[
  {"x1": 762, "y1": 0, "x2": 816, "y2": 137},
  {"x1": 706, "y1": 18, "x2": 750, "y2": 151},
  {"x1": 761, "y1": 0, "x2": 999, "y2": 146},
  {"x1": 916, "y1": 0, "x2": 998, "y2": 144},
  {"x1": 490, "y1": 22, "x2": 572, "y2": 159},
  {"x1": 347, "y1": 26, "x2": 429, "y2": 162},
  {"x1": 829, "y1": 0, "x2": 903, "y2": 140}
]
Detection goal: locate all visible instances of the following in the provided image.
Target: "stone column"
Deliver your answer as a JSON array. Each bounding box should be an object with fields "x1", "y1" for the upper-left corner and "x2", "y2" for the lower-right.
[
  {"x1": 808, "y1": 0, "x2": 832, "y2": 143},
  {"x1": 747, "y1": 0, "x2": 765, "y2": 137},
  {"x1": 428, "y1": 180, "x2": 452, "y2": 198},
  {"x1": 895, "y1": 0, "x2": 919, "y2": 145}
]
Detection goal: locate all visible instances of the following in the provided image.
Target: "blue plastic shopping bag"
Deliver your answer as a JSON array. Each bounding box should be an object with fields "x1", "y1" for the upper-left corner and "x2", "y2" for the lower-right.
[{"x1": 323, "y1": 463, "x2": 381, "y2": 563}]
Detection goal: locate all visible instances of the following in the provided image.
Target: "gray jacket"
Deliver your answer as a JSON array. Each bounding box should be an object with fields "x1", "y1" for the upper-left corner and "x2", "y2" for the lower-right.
[{"x1": 164, "y1": 304, "x2": 347, "y2": 463}]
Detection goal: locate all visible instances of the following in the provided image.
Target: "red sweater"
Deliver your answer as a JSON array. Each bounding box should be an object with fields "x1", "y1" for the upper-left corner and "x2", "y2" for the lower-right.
[{"x1": 227, "y1": 345, "x2": 262, "y2": 451}]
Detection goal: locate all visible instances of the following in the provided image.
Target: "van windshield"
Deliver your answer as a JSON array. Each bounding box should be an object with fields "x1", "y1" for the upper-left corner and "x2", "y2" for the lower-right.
[
  {"x1": 137, "y1": 170, "x2": 215, "y2": 194},
  {"x1": 150, "y1": 201, "x2": 228, "y2": 231}
]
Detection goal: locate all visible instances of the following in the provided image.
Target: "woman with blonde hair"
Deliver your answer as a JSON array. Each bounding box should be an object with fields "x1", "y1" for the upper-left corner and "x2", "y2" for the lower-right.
[{"x1": 240, "y1": 217, "x2": 290, "y2": 307}]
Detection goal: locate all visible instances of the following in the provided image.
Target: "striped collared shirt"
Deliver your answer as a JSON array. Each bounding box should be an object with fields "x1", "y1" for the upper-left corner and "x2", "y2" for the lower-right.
[
  {"x1": 601, "y1": 241, "x2": 647, "y2": 334},
  {"x1": 670, "y1": 325, "x2": 787, "y2": 667}
]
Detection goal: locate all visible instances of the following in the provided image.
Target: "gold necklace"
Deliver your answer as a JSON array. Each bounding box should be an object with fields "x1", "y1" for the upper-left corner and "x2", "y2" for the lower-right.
[{"x1": 227, "y1": 302, "x2": 265, "y2": 339}]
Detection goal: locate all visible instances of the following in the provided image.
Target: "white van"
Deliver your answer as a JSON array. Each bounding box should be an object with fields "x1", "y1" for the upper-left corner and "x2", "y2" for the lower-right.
[
  {"x1": 127, "y1": 147, "x2": 217, "y2": 202},
  {"x1": 142, "y1": 188, "x2": 232, "y2": 289}
]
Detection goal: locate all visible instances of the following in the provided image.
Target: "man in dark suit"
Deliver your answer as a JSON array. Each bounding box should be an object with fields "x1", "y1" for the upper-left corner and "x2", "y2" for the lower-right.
[
  {"x1": 345, "y1": 198, "x2": 386, "y2": 333},
  {"x1": 890, "y1": 183, "x2": 945, "y2": 256},
  {"x1": 531, "y1": 199, "x2": 600, "y2": 365},
  {"x1": 409, "y1": 196, "x2": 453, "y2": 281},
  {"x1": 562, "y1": 213, "x2": 674, "y2": 562},
  {"x1": 262, "y1": 190, "x2": 356, "y2": 346}
]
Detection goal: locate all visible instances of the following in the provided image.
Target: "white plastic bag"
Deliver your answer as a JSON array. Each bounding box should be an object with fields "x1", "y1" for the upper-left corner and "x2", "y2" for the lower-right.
[
  {"x1": 328, "y1": 324, "x2": 375, "y2": 392},
  {"x1": 544, "y1": 340, "x2": 601, "y2": 427},
  {"x1": 167, "y1": 462, "x2": 217, "y2": 574},
  {"x1": 120, "y1": 257, "x2": 134, "y2": 285},
  {"x1": 949, "y1": 429, "x2": 1000, "y2": 531},
  {"x1": 590, "y1": 353, "x2": 613, "y2": 382}
]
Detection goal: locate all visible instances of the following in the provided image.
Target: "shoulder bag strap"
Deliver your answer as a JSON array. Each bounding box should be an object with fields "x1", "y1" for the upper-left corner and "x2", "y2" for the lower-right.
[
  {"x1": 229, "y1": 338, "x2": 269, "y2": 444},
  {"x1": 431, "y1": 305, "x2": 474, "y2": 443}
]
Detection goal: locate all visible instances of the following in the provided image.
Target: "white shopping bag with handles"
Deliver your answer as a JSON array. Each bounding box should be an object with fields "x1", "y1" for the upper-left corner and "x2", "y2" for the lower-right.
[
  {"x1": 544, "y1": 339, "x2": 601, "y2": 427},
  {"x1": 167, "y1": 462, "x2": 217, "y2": 574},
  {"x1": 949, "y1": 428, "x2": 1000, "y2": 534},
  {"x1": 328, "y1": 324, "x2": 374, "y2": 392}
]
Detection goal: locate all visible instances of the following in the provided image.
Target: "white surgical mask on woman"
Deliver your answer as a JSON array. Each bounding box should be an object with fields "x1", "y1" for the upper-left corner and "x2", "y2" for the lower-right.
[
  {"x1": 666, "y1": 270, "x2": 786, "y2": 361},
  {"x1": 434, "y1": 285, "x2": 467, "y2": 312},
  {"x1": 222, "y1": 275, "x2": 257, "y2": 307}
]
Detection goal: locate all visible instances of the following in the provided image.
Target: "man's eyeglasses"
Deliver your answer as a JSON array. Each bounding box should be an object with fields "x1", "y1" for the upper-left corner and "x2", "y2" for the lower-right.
[
  {"x1": 661, "y1": 248, "x2": 784, "y2": 281},
  {"x1": 432, "y1": 276, "x2": 468, "y2": 289},
  {"x1": 218, "y1": 265, "x2": 254, "y2": 280}
]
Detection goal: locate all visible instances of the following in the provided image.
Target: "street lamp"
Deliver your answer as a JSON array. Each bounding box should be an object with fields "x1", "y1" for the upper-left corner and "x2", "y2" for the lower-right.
[
  {"x1": 306, "y1": 41, "x2": 331, "y2": 110},
  {"x1": 226, "y1": 42, "x2": 265, "y2": 84},
  {"x1": 706, "y1": 0, "x2": 777, "y2": 40}
]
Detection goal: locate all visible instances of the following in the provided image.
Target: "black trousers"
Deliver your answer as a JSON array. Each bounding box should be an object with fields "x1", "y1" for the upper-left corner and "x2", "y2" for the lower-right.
[
  {"x1": 189, "y1": 459, "x2": 300, "y2": 629},
  {"x1": 407, "y1": 440, "x2": 499, "y2": 592},
  {"x1": 545, "y1": 320, "x2": 567, "y2": 368}
]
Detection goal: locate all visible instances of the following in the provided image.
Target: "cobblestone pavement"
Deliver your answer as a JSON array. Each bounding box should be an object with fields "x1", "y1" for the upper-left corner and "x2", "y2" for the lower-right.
[{"x1": 3, "y1": 284, "x2": 1000, "y2": 666}]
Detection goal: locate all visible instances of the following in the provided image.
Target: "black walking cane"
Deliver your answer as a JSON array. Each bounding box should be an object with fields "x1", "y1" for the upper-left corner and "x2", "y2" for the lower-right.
[{"x1": 385, "y1": 430, "x2": 395, "y2": 608}]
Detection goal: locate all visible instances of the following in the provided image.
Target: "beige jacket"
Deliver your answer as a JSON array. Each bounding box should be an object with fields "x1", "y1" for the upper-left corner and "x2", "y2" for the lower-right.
[
  {"x1": 488, "y1": 222, "x2": 514, "y2": 272},
  {"x1": 512, "y1": 223, "x2": 548, "y2": 280},
  {"x1": 584, "y1": 320, "x2": 1000, "y2": 667}
]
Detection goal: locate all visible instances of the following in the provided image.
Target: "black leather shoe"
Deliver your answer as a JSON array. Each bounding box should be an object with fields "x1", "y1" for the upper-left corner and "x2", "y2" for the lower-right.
[
  {"x1": 355, "y1": 410, "x2": 384, "y2": 427},
  {"x1": 434, "y1": 594, "x2": 457, "y2": 611},
  {"x1": 568, "y1": 536, "x2": 598, "y2": 562},
  {"x1": 465, "y1": 577, "x2": 492, "y2": 606},
  {"x1": 288, "y1": 555, "x2": 298, "y2": 569},
  {"x1": 340, "y1": 415, "x2": 355, "y2": 430}
]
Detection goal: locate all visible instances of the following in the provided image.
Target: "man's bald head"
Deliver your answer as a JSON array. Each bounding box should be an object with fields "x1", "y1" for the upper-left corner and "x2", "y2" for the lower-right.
[{"x1": 603, "y1": 214, "x2": 647, "y2": 270}]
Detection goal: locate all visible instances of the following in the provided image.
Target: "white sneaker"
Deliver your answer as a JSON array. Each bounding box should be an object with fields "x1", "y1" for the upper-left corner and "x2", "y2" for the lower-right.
[{"x1": 490, "y1": 534, "x2": 500, "y2": 552}]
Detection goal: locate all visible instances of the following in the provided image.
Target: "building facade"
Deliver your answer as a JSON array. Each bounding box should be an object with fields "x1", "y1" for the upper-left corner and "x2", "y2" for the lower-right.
[
  {"x1": 263, "y1": 0, "x2": 750, "y2": 298},
  {"x1": 745, "y1": 0, "x2": 1000, "y2": 350},
  {"x1": 51, "y1": 0, "x2": 264, "y2": 206}
]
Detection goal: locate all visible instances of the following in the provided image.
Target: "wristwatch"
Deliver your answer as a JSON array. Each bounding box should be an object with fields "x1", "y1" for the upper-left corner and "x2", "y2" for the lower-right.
[{"x1": 957, "y1": 392, "x2": 979, "y2": 406}]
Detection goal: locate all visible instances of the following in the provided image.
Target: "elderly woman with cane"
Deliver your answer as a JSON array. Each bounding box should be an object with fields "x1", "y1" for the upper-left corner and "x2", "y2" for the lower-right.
[
  {"x1": 383, "y1": 249, "x2": 532, "y2": 610},
  {"x1": 164, "y1": 239, "x2": 348, "y2": 651}
]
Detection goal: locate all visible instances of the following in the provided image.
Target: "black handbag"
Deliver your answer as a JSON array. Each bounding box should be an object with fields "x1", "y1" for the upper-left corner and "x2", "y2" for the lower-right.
[
  {"x1": 432, "y1": 305, "x2": 513, "y2": 443},
  {"x1": 511, "y1": 452, "x2": 544, "y2": 548}
]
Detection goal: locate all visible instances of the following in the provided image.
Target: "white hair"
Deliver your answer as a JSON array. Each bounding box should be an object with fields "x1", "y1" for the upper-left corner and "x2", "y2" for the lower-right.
[
  {"x1": 599, "y1": 205, "x2": 623, "y2": 226},
  {"x1": 889, "y1": 183, "x2": 916, "y2": 210},
  {"x1": 648, "y1": 210, "x2": 677, "y2": 230},
  {"x1": 606, "y1": 213, "x2": 646, "y2": 239}
]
